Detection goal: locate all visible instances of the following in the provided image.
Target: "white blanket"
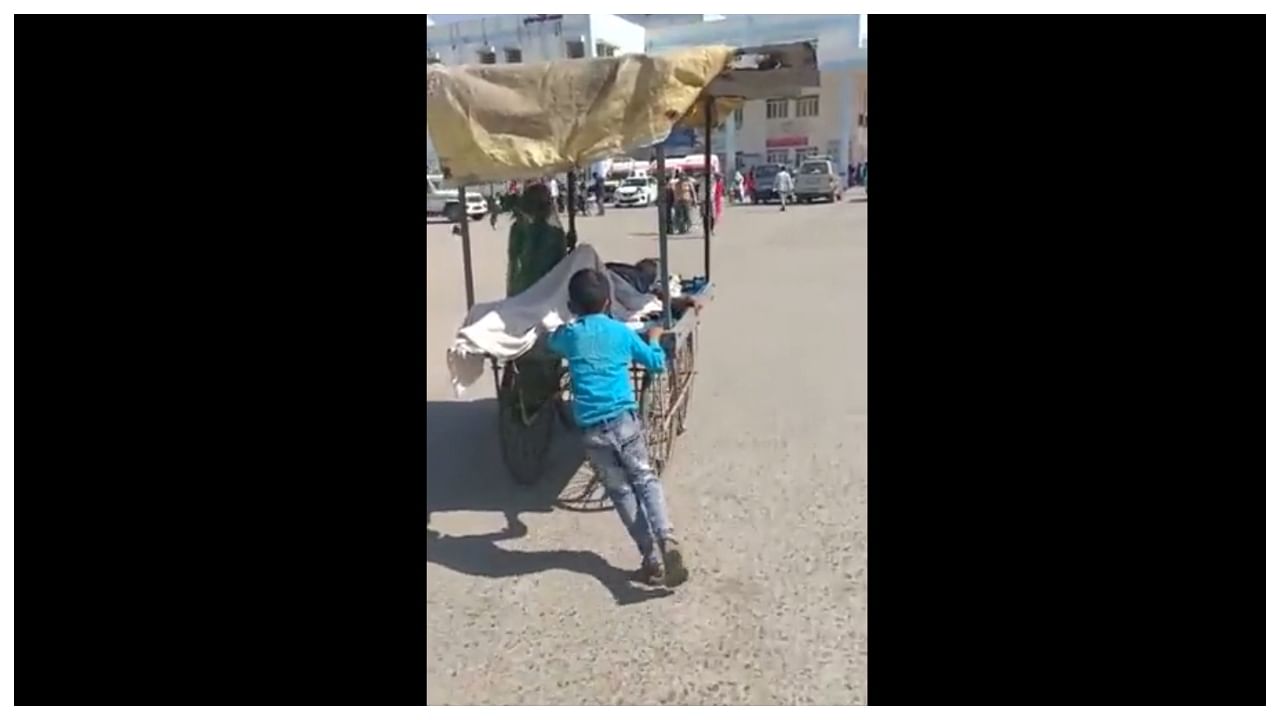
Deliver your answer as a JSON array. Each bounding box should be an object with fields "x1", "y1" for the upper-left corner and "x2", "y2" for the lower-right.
[{"x1": 446, "y1": 244, "x2": 662, "y2": 397}]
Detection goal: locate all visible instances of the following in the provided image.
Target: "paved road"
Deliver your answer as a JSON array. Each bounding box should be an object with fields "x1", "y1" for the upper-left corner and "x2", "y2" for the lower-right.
[{"x1": 427, "y1": 198, "x2": 867, "y2": 705}]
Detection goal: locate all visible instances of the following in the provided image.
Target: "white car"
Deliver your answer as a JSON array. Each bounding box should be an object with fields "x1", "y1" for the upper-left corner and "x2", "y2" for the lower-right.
[
  {"x1": 614, "y1": 176, "x2": 659, "y2": 207},
  {"x1": 427, "y1": 174, "x2": 486, "y2": 221}
]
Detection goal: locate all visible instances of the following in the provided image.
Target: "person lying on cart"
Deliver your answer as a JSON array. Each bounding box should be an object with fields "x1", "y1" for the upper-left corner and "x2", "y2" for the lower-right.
[
  {"x1": 605, "y1": 258, "x2": 703, "y2": 318},
  {"x1": 547, "y1": 268, "x2": 689, "y2": 588}
]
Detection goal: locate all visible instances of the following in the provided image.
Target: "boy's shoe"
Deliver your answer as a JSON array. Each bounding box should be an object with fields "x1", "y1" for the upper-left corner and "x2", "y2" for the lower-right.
[
  {"x1": 661, "y1": 538, "x2": 689, "y2": 588},
  {"x1": 631, "y1": 559, "x2": 664, "y2": 587}
]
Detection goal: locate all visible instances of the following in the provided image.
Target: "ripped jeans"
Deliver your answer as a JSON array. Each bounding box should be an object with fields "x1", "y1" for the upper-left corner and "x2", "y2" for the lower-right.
[{"x1": 582, "y1": 410, "x2": 674, "y2": 565}]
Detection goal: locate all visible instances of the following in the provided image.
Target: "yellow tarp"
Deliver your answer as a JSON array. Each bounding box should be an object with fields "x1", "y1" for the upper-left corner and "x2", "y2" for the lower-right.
[{"x1": 427, "y1": 46, "x2": 737, "y2": 184}]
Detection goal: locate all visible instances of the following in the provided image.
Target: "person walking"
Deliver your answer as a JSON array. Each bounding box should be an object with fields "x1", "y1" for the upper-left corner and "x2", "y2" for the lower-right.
[
  {"x1": 674, "y1": 172, "x2": 697, "y2": 232},
  {"x1": 670, "y1": 172, "x2": 680, "y2": 230},
  {"x1": 592, "y1": 172, "x2": 606, "y2": 216},
  {"x1": 774, "y1": 165, "x2": 794, "y2": 212},
  {"x1": 712, "y1": 172, "x2": 725, "y2": 233}
]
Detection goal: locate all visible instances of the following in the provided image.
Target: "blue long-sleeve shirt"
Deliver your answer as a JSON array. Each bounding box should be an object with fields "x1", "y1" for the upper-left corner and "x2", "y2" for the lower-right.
[{"x1": 546, "y1": 313, "x2": 667, "y2": 428}]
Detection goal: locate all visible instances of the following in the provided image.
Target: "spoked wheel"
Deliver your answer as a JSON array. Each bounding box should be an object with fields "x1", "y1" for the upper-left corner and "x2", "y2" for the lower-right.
[
  {"x1": 555, "y1": 463, "x2": 613, "y2": 513},
  {"x1": 497, "y1": 362, "x2": 559, "y2": 485}
]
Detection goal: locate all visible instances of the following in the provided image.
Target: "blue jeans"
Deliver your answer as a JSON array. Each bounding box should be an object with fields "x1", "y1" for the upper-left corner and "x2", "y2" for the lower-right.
[{"x1": 582, "y1": 410, "x2": 673, "y2": 565}]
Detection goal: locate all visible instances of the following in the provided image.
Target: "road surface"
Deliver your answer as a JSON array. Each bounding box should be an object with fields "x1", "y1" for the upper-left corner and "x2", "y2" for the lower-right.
[{"x1": 427, "y1": 197, "x2": 867, "y2": 705}]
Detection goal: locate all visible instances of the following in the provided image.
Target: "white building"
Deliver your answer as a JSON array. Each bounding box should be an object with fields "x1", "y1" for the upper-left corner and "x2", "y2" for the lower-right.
[
  {"x1": 645, "y1": 14, "x2": 867, "y2": 173},
  {"x1": 426, "y1": 14, "x2": 644, "y2": 67},
  {"x1": 427, "y1": 14, "x2": 647, "y2": 174}
]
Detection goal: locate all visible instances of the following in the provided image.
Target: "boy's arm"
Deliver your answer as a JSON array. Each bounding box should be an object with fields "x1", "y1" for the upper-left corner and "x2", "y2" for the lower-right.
[
  {"x1": 628, "y1": 325, "x2": 667, "y2": 373},
  {"x1": 546, "y1": 324, "x2": 569, "y2": 356}
]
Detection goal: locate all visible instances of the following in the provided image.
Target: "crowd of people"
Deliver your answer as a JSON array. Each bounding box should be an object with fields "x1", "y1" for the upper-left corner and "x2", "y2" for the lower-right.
[{"x1": 470, "y1": 157, "x2": 867, "y2": 235}]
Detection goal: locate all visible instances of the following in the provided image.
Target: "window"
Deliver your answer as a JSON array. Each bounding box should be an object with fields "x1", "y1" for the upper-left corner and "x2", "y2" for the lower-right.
[
  {"x1": 595, "y1": 41, "x2": 616, "y2": 58},
  {"x1": 766, "y1": 98, "x2": 789, "y2": 119},
  {"x1": 794, "y1": 146, "x2": 819, "y2": 163},
  {"x1": 734, "y1": 107, "x2": 744, "y2": 130},
  {"x1": 796, "y1": 96, "x2": 820, "y2": 117},
  {"x1": 566, "y1": 39, "x2": 585, "y2": 58},
  {"x1": 504, "y1": 47, "x2": 523, "y2": 63},
  {"x1": 766, "y1": 149, "x2": 790, "y2": 165},
  {"x1": 477, "y1": 49, "x2": 496, "y2": 64}
]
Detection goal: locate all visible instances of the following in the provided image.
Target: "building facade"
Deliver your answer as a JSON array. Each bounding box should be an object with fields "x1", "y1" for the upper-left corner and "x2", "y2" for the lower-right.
[
  {"x1": 426, "y1": 14, "x2": 645, "y2": 68},
  {"x1": 645, "y1": 14, "x2": 867, "y2": 173}
]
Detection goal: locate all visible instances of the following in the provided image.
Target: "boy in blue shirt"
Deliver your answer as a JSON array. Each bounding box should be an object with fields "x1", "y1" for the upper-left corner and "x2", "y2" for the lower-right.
[{"x1": 547, "y1": 268, "x2": 688, "y2": 587}]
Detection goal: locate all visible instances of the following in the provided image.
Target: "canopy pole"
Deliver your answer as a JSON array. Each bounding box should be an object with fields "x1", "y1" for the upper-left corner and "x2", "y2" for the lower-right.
[
  {"x1": 566, "y1": 169, "x2": 578, "y2": 250},
  {"x1": 457, "y1": 185, "x2": 475, "y2": 309},
  {"x1": 703, "y1": 95, "x2": 713, "y2": 282},
  {"x1": 655, "y1": 145, "x2": 672, "y2": 330}
]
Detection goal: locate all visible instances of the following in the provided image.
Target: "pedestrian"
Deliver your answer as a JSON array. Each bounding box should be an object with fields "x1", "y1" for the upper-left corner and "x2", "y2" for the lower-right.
[
  {"x1": 745, "y1": 169, "x2": 756, "y2": 204},
  {"x1": 487, "y1": 193, "x2": 499, "y2": 229},
  {"x1": 592, "y1": 172, "x2": 606, "y2": 216},
  {"x1": 712, "y1": 172, "x2": 725, "y2": 232},
  {"x1": 774, "y1": 165, "x2": 794, "y2": 212},
  {"x1": 663, "y1": 174, "x2": 677, "y2": 234},
  {"x1": 847, "y1": 162, "x2": 856, "y2": 188},
  {"x1": 674, "y1": 171, "x2": 697, "y2": 232},
  {"x1": 548, "y1": 176, "x2": 561, "y2": 214},
  {"x1": 547, "y1": 268, "x2": 689, "y2": 587}
]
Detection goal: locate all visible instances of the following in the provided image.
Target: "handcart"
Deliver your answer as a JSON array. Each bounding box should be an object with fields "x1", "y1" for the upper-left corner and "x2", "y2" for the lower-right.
[{"x1": 429, "y1": 42, "x2": 819, "y2": 499}]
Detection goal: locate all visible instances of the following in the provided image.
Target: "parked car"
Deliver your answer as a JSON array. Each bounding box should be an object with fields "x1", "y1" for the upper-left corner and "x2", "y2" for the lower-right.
[
  {"x1": 614, "y1": 175, "x2": 659, "y2": 207},
  {"x1": 751, "y1": 163, "x2": 785, "y2": 204},
  {"x1": 794, "y1": 157, "x2": 844, "y2": 203},
  {"x1": 427, "y1": 174, "x2": 486, "y2": 222}
]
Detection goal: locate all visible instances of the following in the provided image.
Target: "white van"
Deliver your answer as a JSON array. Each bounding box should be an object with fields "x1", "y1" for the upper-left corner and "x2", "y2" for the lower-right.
[{"x1": 427, "y1": 174, "x2": 487, "y2": 222}]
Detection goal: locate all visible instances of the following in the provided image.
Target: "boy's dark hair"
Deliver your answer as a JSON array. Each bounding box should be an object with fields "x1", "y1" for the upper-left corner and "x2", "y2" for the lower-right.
[{"x1": 568, "y1": 268, "x2": 610, "y2": 315}]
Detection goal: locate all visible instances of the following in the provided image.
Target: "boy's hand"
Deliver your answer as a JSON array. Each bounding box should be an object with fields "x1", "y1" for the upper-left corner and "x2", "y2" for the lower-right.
[{"x1": 646, "y1": 326, "x2": 665, "y2": 343}]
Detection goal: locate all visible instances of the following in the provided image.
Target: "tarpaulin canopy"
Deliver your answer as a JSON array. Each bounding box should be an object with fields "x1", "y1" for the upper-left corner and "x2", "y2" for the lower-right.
[
  {"x1": 427, "y1": 46, "x2": 737, "y2": 184},
  {"x1": 426, "y1": 42, "x2": 819, "y2": 185}
]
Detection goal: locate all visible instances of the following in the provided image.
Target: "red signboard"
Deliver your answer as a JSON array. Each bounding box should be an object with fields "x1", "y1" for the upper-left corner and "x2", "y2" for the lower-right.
[{"x1": 766, "y1": 136, "x2": 809, "y2": 148}]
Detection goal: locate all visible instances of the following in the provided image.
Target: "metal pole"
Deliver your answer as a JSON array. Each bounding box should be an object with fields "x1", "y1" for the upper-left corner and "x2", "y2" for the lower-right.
[
  {"x1": 457, "y1": 185, "x2": 475, "y2": 309},
  {"x1": 566, "y1": 169, "x2": 578, "y2": 250},
  {"x1": 655, "y1": 144, "x2": 672, "y2": 330},
  {"x1": 703, "y1": 96, "x2": 713, "y2": 282}
]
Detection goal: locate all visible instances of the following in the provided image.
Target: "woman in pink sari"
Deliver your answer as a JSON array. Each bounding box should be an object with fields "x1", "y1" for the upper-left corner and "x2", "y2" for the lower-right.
[{"x1": 713, "y1": 172, "x2": 725, "y2": 233}]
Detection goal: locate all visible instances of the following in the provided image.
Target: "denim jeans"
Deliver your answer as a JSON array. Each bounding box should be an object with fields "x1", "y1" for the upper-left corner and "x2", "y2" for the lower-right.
[{"x1": 582, "y1": 410, "x2": 673, "y2": 565}]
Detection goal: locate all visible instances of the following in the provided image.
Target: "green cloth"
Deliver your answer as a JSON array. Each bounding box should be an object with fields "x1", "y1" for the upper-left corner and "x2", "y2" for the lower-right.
[{"x1": 506, "y1": 218, "x2": 567, "y2": 298}]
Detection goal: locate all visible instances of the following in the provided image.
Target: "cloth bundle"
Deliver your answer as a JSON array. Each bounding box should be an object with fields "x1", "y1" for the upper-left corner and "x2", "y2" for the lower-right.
[{"x1": 446, "y1": 244, "x2": 662, "y2": 397}]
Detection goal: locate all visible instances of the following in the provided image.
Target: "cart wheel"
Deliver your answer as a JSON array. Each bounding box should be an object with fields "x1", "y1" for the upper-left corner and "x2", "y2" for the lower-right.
[
  {"x1": 555, "y1": 462, "x2": 613, "y2": 513},
  {"x1": 497, "y1": 366, "x2": 557, "y2": 486}
]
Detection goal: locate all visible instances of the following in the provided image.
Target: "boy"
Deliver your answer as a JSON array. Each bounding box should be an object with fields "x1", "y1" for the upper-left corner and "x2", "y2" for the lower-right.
[{"x1": 547, "y1": 268, "x2": 689, "y2": 587}]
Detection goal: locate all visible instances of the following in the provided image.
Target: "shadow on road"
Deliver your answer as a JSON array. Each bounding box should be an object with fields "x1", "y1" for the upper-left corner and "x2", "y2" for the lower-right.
[
  {"x1": 427, "y1": 516, "x2": 672, "y2": 606},
  {"x1": 427, "y1": 400, "x2": 671, "y2": 606}
]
